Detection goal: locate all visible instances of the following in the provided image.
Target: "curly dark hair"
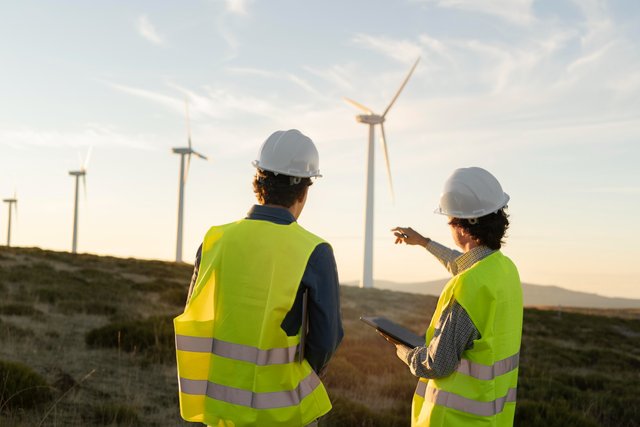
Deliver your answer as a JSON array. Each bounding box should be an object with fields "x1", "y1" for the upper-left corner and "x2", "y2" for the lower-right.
[
  {"x1": 448, "y1": 208, "x2": 510, "y2": 250},
  {"x1": 252, "y1": 169, "x2": 312, "y2": 207}
]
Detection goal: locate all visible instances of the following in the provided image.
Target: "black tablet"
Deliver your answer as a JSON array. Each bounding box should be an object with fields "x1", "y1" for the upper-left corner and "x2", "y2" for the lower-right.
[{"x1": 360, "y1": 316, "x2": 424, "y2": 348}]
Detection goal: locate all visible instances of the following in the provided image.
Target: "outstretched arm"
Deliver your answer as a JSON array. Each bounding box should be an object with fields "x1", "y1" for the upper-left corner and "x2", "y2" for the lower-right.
[{"x1": 391, "y1": 227, "x2": 462, "y2": 275}]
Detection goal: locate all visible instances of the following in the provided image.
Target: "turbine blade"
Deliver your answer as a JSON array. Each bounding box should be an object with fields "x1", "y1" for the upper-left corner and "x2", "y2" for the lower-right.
[
  {"x1": 82, "y1": 174, "x2": 87, "y2": 201},
  {"x1": 192, "y1": 150, "x2": 208, "y2": 161},
  {"x1": 382, "y1": 57, "x2": 420, "y2": 118},
  {"x1": 184, "y1": 153, "x2": 191, "y2": 184},
  {"x1": 379, "y1": 124, "x2": 395, "y2": 203},
  {"x1": 185, "y1": 98, "x2": 192, "y2": 150},
  {"x1": 83, "y1": 146, "x2": 93, "y2": 171},
  {"x1": 343, "y1": 97, "x2": 374, "y2": 114}
]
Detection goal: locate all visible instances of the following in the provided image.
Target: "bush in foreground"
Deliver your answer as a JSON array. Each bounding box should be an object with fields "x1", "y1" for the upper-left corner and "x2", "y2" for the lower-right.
[
  {"x1": 85, "y1": 315, "x2": 176, "y2": 364},
  {"x1": 0, "y1": 359, "x2": 52, "y2": 412}
]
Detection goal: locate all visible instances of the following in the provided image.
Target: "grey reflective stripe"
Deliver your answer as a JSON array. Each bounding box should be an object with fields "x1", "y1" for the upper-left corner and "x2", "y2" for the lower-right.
[
  {"x1": 176, "y1": 335, "x2": 298, "y2": 365},
  {"x1": 179, "y1": 371, "x2": 322, "y2": 409},
  {"x1": 414, "y1": 382, "x2": 517, "y2": 417},
  {"x1": 456, "y1": 352, "x2": 519, "y2": 380}
]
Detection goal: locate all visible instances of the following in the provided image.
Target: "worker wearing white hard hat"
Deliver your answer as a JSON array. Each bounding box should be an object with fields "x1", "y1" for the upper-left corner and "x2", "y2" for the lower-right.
[
  {"x1": 389, "y1": 167, "x2": 523, "y2": 426},
  {"x1": 175, "y1": 129, "x2": 343, "y2": 427}
]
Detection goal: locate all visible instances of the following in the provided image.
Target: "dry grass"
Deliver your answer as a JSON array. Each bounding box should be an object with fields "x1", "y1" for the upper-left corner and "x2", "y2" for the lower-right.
[{"x1": 1, "y1": 246, "x2": 639, "y2": 426}]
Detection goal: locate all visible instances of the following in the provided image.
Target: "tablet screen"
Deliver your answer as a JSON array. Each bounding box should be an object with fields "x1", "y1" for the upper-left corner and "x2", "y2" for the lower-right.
[{"x1": 360, "y1": 316, "x2": 424, "y2": 348}]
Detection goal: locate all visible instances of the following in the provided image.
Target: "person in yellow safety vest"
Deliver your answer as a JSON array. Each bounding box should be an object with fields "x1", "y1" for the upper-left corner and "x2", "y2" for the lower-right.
[
  {"x1": 174, "y1": 129, "x2": 344, "y2": 427},
  {"x1": 390, "y1": 167, "x2": 523, "y2": 427}
]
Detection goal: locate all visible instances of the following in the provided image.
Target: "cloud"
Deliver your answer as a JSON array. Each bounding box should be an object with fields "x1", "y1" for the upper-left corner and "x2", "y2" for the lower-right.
[
  {"x1": 417, "y1": 0, "x2": 535, "y2": 25},
  {"x1": 106, "y1": 79, "x2": 287, "y2": 122},
  {"x1": 0, "y1": 124, "x2": 156, "y2": 151},
  {"x1": 225, "y1": 67, "x2": 277, "y2": 78},
  {"x1": 136, "y1": 15, "x2": 164, "y2": 46},
  {"x1": 351, "y1": 34, "x2": 423, "y2": 64},
  {"x1": 106, "y1": 81, "x2": 184, "y2": 114},
  {"x1": 303, "y1": 64, "x2": 356, "y2": 92},
  {"x1": 225, "y1": 0, "x2": 248, "y2": 15}
]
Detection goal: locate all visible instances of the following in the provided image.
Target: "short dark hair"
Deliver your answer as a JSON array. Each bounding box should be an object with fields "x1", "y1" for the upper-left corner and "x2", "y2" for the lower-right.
[
  {"x1": 448, "y1": 208, "x2": 510, "y2": 250},
  {"x1": 252, "y1": 169, "x2": 312, "y2": 207}
]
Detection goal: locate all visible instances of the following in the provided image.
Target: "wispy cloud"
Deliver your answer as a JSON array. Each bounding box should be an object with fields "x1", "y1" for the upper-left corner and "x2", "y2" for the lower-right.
[
  {"x1": 286, "y1": 74, "x2": 324, "y2": 98},
  {"x1": 0, "y1": 124, "x2": 156, "y2": 151},
  {"x1": 351, "y1": 34, "x2": 423, "y2": 64},
  {"x1": 214, "y1": 0, "x2": 251, "y2": 61},
  {"x1": 136, "y1": 15, "x2": 164, "y2": 46},
  {"x1": 225, "y1": 67, "x2": 277, "y2": 78},
  {"x1": 417, "y1": 0, "x2": 535, "y2": 25},
  {"x1": 303, "y1": 64, "x2": 356, "y2": 92},
  {"x1": 225, "y1": 0, "x2": 249, "y2": 16},
  {"x1": 106, "y1": 81, "x2": 183, "y2": 113},
  {"x1": 106, "y1": 79, "x2": 287, "y2": 122}
]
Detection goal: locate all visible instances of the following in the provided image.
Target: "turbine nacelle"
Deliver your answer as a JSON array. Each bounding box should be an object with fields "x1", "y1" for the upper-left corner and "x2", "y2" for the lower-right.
[
  {"x1": 355, "y1": 114, "x2": 384, "y2": 125},
  {"x1": 68, "y1": 170, "x2": 86, "y2": 177},
  {"x1": 172, "y1": 147, "x2": 208, "y2": 160}
]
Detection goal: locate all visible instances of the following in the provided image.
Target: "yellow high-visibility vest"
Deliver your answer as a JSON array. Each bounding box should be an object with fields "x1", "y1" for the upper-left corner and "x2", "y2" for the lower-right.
[
  {"x1": 174, "y1": 219, "x2": 332, "y2": 427},
  {"x1": 412, "y1": 251, "x2": 523, "y2": 427}
]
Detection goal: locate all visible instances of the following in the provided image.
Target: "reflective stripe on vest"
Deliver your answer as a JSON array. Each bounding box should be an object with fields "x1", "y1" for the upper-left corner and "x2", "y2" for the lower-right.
[
  {"x1": 456, "y1": 352, "x2": 519, "y2": 381},
  {"x1": 179, "y1": 371, "x2": 322, "y2": 410},
  {"x1": 415, "y1": 382, "x2": 517, "y2": 417},
  {"x1": 176, "y1": 335, "x2": 298, "y2": 365}
]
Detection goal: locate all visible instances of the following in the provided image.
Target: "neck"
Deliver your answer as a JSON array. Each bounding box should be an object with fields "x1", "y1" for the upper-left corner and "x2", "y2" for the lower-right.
[
  {"x1": 263, "y1": 203, "x2": 301, "y2": 220},
  {"x1": 461, "y1": 240, "x2": 480, "y2": 253}
]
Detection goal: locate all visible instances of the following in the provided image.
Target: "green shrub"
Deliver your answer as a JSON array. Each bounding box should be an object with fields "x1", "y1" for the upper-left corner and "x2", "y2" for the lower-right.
[
  {"x1": 85, "y1": 315, "x2": 176, "y2": 363},
  {"x1": 0, "y1": 303, "x2": 43, "y2": 317},
  {"x1": 0, "y1": 360, "x2": 52, "y2": 412}
]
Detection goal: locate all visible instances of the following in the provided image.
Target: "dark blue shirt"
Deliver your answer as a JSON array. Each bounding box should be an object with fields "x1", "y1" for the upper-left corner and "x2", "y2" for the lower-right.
[{"x1": 188, "y1": 205, "x2": 343, "y2": 373}]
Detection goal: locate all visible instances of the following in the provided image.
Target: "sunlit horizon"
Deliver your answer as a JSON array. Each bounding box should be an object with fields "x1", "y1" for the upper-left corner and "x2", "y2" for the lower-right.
[{"x1": 1, "y1": 0, "x2": 639, "y2": 299}]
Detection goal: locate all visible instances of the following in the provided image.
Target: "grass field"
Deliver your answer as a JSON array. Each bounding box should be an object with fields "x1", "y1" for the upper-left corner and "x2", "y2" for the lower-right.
[{"x1": 1, "y1": 246, "x2": 639, "y2": 426}]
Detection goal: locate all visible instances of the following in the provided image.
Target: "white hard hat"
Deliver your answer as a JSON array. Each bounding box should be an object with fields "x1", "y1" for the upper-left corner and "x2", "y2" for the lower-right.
[
  {"x1": 434, "y1": 167, "x2": 509, "y2": 219},
  {"x1": 252, "y1": 129, "x2": 322, "y2": 178}
]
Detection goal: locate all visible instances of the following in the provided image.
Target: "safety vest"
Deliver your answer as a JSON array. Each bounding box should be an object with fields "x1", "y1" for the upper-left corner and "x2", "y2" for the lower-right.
[
  {"x1": 174, "y1": 219, "x2": 332, "y2": 427},
  {"x1": 412, "y1": 251, "x2": 523, "y2": 427}
]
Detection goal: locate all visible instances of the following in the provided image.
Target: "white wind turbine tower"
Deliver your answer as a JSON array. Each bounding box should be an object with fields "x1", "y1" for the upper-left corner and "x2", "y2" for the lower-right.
[
  {"x1": 3, "y1": 192, "x2": 18, "y2": 247},
  {"x1": 344, "y1": 58, "x2": 420, "y2": 289},
  {"x1": 173, "y1": 99, "x2": 208, "y2": 263},
  {"x1": 69, "y1": 148, "x2": 91, "y2": 254}
]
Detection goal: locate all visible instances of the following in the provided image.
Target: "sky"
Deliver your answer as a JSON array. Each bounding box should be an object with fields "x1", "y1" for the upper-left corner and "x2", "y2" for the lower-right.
[{"x1": 1, "y1": 0, "x2": 639, "y2": 299}]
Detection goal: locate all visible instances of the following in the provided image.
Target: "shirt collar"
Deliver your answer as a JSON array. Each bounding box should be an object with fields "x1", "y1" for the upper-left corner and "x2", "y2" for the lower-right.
[
  {"x1": 455, "y1": 245, "x2": 495, "y2": 273},
  {"x1": 246, "y1": 204, "x2": 295, "y2": 225}
]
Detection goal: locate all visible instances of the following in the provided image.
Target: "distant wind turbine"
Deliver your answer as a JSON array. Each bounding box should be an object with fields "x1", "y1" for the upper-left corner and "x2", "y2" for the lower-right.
[
  {"x1": 344, "y1": 58, "x2": 420, "y2": 289},
  {"x1": 173, "y1": 99, "x2": 208, "y2": 263},
  {"x1": 69, "y1": 148, "x2": 91, "y2": 254},
  {"x1": 3, "y1": 192, "x2": 18, "y2": 247}
]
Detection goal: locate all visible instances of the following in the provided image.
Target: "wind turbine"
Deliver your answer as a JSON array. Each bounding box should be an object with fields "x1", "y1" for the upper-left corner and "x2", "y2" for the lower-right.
[
  {"x1": 173, "y1": 99, "x2": 208, "y2": 263},
  {"x1": 3, "y1": 192, "x2": 17, "y2": 247},
  {"x1": 69, "y1": 148, "x2": 91, "y2": 254},
  {"x1": 344, "y1": 58, "x2": 420, "y2": 289}
]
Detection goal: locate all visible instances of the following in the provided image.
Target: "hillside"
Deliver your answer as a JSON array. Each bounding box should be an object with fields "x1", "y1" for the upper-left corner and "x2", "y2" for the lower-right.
[
  {"x1": 361, "y1": 279, "x2": 640, "y2": 309},
  {"x1": 1, "y1": 247, "x2": 639, "y2": 426}
]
